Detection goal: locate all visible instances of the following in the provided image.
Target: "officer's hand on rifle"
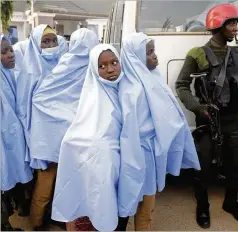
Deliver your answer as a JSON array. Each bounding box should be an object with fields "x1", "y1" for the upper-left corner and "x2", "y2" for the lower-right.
[{"x1": 196, "y1": 105, "x2": 212, "y2": 122}]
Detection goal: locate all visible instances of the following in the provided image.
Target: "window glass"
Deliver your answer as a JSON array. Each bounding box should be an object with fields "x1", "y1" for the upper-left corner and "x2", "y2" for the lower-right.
[{"x1": 137, "y1": 0, "x2": 237, "y2": 33}]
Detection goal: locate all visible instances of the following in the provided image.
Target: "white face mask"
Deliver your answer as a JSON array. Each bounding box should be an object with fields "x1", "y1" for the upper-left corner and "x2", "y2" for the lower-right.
[
  {"x1": 98, "y1": 73, "x2": 123, "y2": 87},
  {"x1": 41, "y1": 46, "x2": 59, "y2": 60}
]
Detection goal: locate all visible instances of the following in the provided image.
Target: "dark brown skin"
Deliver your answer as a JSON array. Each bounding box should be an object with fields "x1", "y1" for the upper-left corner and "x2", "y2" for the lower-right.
[
  {"x1": 1, "y1": 39, "x2": 15, "y2": 69},
  {"x1": 146, "y1": 40, "x2": 158, "y2": 70},
  {"x1": 40, "y1": 33, "x2": 58, "y2": 49},
  {"x1": 212, "y1": 19, "x2": 238, "y2": 46},
  {"x1": 98, "y1": 50, "x2": 121, "y2": 81}
]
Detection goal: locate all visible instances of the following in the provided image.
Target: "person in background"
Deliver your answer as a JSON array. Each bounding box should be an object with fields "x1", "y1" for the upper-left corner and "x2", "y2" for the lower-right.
[
  {"x1": 118, "y1": 32, "x2": 201, "y2": 231},
  {"x1": 57, "y1": 35, "x2": 69, "y2": 59},
  {"x1": 13, "y1": 39, "x2": 28, "y2": 80},
  {"x1": 1, "y1": 35, "x2": 33, "y2": 230},
  {"x1": 176, "y1": 4, "x2": 238, "y2": 228},
  {"x1": 184, "y1": 20, "x2": 206, "y2": 32},
  {"x1": 51, "y1": 44, "x2": 126, "y2": 231},
  {"x1": 16, "y1": 24, "x2": 61, "y2": 230}
]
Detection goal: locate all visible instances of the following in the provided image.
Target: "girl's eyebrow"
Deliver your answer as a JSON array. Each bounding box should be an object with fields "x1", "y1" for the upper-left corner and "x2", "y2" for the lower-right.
[{"x1": 2, "y1": 47, "x2": 9, "y2": 52}]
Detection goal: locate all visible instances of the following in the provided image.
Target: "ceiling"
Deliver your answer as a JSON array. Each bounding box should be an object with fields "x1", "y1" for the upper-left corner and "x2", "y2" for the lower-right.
[{"x1": 13, "y1": 0, "x2": 117, "y2": 16}]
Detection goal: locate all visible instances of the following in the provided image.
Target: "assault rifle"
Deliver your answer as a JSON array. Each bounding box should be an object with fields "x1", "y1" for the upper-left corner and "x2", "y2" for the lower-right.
[{"x1": 190, "y1": 72, "x2": 223, "y2": 169}]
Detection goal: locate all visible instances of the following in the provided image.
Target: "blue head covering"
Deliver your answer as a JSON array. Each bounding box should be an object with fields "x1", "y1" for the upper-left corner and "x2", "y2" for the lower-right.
[
  {"x1": 13, "y1": 39, "x2": 28, "y2": 80},
  {"x1": 30, "y1": 28, "x2": 99, "y2": 169},
  {"x1": 1, "y1": 35, "x2": 32, "y2": 190},
  {"x1": 57, "y1": 35, "x2": 68, "y2": 58},
  {"x1": 52, "y1": 44, "x2": 123, "y2": 231},
  {"x1": 16, "y1": 24, "x2": 61, "y2": 168},
  {"x1": 118, "y1": 32, "x2": 200, "y2": 216}
]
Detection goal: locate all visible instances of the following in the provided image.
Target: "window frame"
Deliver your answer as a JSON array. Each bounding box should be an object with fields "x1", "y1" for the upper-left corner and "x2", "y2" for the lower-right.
[
  {"x1": 104, "y1": 1, "x2": 125, "y2": 52},
  {"x1": 104, "y1": 7, "x2": 114, "y2": 43}
]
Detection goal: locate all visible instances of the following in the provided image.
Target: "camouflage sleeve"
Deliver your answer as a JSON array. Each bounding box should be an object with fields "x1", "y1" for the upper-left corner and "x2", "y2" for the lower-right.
[{"x1": 175, "y1": 47, "x2": 205, "y2": 113}]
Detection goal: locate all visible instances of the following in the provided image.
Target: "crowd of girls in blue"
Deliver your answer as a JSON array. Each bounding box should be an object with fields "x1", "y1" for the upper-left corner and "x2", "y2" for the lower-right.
[{"x1": 1, "y1": 25, "x2": 200, "y2": 231}]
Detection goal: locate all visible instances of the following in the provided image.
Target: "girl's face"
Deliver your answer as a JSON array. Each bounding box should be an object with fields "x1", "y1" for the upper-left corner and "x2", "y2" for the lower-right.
[
  {"x1": 98, "y1": 50, "x2": 121, "y2": 81},
  {"x1": 146, "y1": 40, "x2": 158, "y2": 70},
  {"x1": 1, "y1": 39, "x2": 15, "y2": 69},
  {"x1": 41, "y1": 33, "x2": 58, "y2": 48}
]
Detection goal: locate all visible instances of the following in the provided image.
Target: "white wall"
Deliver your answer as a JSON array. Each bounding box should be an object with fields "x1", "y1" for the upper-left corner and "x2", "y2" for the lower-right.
[
  {"x1": 57, "y1": 18, "x2": 107, "y2": 40},
  {"x1": 86, "y1": 18, "x2": 107, "y2": 41},
  {"x1": 87, "y1": 24, "x2": 99, "y2": 36},
  {"x1": 56, "y1": 20, "x2": 79, "y2": 35}
]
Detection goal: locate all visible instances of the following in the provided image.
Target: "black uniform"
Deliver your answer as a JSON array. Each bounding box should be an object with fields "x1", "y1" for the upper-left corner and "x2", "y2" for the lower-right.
[{"x1": 176, "y1": 38, "x2": 238, "y2": 219}]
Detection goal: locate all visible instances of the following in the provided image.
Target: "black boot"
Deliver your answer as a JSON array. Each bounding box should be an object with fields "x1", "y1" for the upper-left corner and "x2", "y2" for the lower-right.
[
  {"x1": 115, "y1": 217, "x2": 130, "y2": 231},
  {"x1": 17, "y1": 193, "x2": 30, "y2": 217},
  {"x1": 196, "y1": 206, "x2": 210, "y2": 229},
  {"x1": 222, "y1": 188, "x2": 238, "y2": 220},
  {"x1": 194, "y1": 174, "x2": 211, "y2": 229}
]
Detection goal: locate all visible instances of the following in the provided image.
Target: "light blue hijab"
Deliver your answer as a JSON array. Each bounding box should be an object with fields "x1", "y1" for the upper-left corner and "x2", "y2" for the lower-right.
[
  {"x1": 57, "y1": 35, "x2": 68, "y2": 58},
  {"x1": 16, "y1": 24, "x2": 61, "y2": 169},
  {"x1": 118, "y1": 32, "x2": 201, "y2": 216},
  {"x1": 52, "y1": 44, "x2": 123, "y2": 232},
  {"x1": 12, "y1": 36, "x2": 66, "y2": 81},
  {"x1": 1, "y1": 35, "x2": 33, "y2": 191},
  {"x1": 13, "y1": 39, "x2": 28, "y2": 80},
  {"x1": 30, "y1": 29, "x2": 99, "y2": 169}
]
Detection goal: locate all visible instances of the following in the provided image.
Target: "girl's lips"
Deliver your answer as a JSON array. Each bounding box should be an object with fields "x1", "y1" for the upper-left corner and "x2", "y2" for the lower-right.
[
  {"x1": 9, "y1": 60, "x2": 15, "y2": 64},
  {"x1": 109, "y1": 76, "x2": 118, "y2": 81}
]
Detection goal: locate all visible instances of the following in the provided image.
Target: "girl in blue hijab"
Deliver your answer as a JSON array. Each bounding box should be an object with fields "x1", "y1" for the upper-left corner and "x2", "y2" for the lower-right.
[
  {"x1": 118, "y1": 32, "x2": 201, "y2": 230},
  {"x1": 51, "y1": 44, "x2": 124, "y2": 232},
  {"x1": 28, "y1": 29, "x2": 98, "y2": 229},
  {"x1": 13, "y1": 35, "x2": 67, "y2": 82},
  {"x1": 1, "y1": 35, "x2": 33, "y2": 225},
  {"x1": 15, "y1": 24, "x2": 62, "y2": 230},
  {"x1": 16, "y1": 24, "x2": 60, "y2": 166},
  {"x1": 31, "y1": 28, "x2": 99, "y2": 169}
]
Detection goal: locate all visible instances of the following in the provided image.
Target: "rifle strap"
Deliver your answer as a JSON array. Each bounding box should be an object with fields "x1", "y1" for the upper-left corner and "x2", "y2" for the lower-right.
[
  {"x1": 202, "y1": 46, "x2": 231, "y2": 106},
  {"x1": 213, "y1": 47, "x2": 231, "y2": 106}
]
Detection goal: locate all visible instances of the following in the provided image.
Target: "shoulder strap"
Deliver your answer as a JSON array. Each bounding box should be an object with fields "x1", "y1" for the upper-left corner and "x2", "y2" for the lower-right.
[
  {"x1": 216, "y1": 47, "x2": 231, "y2": 88},
  {"x1": 213, "y1": 47, "x2": 231, "y2": 105},
  {"x1": 202, "y1": 46, "x2": 220, "y2": 67}
]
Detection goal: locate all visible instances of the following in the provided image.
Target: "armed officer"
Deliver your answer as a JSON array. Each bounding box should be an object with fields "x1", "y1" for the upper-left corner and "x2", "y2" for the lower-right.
[{"x1": 176, "y1": 4, "x2": 238, "y2": 229}]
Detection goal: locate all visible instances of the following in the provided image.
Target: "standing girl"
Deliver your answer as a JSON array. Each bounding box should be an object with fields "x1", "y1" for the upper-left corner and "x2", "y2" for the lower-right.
[
  {"x1": 31, "y1": 28, "x2": 99, "y2": 174},
  {"x1": 16, "y1": 24, "x2": 61, "y2": 230},
  {"x1": 1, "y1": 35, "x2": 33, "y2": 229},
  {"x1": 51, "y1": 44, "x2": 124, "y2": 231},
  {"x1": 118, "y1": 32, "x2": 201, "y2": 230}
]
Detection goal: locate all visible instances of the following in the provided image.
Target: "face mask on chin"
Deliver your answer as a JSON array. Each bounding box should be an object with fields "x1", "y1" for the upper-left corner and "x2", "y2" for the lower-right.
[
  {"x1": 41, "y1": 46, "x2": 60, "y2": 60},
  {"x1": 98, "y1": 72, "x2": 123, "y2": 87}
]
